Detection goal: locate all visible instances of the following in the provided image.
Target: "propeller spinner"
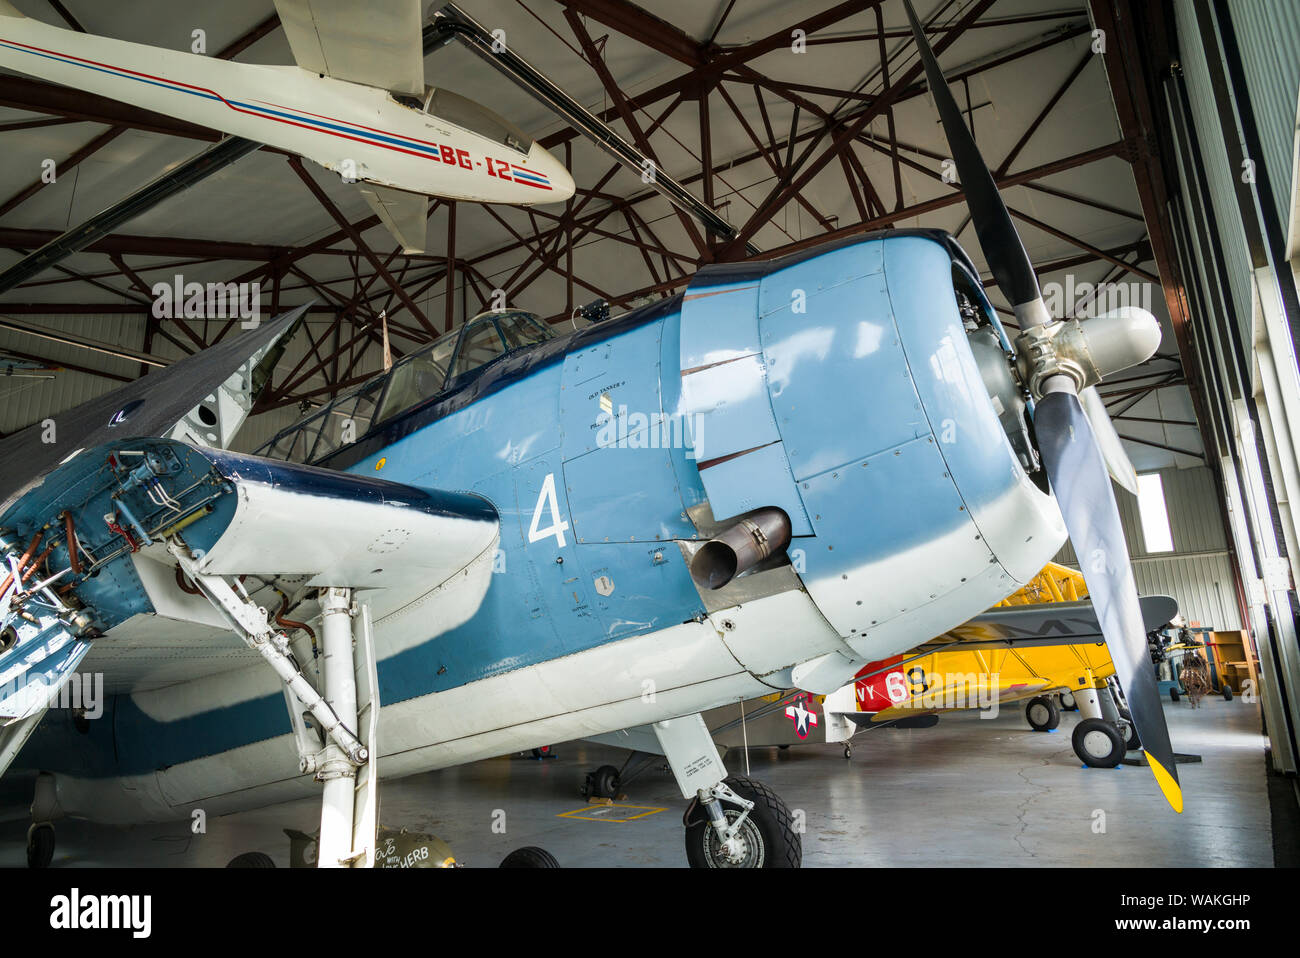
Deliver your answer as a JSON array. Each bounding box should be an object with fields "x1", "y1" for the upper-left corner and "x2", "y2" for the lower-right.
[{"x1": 900, "y1": 0, "x2": 1181, "y2": 811}]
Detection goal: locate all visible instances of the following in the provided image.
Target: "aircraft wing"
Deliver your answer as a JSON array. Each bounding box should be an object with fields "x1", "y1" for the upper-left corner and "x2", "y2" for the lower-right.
[
  {"x1": 0, "y1": 307, "x2": 305, "y2": 517},
  {"x1": 1, "y1": 436, "x2": 499, "y2": 778},
  {"x1": 919, "y1": 596, "x2": 1177, "y2": 652},
  {"x1": 274, "y1": 0, "x2": 427, "y2": 97},
  {"x1": 360, "y1": 184, "x2": 430, "y2": 253}
]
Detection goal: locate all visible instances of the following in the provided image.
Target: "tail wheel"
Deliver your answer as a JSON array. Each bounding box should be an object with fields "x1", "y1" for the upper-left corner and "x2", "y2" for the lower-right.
[
  {"x1": 26, "y1": 823, "x2": 54, "y2": 869},
  {"x1": 1025, "y1": 695, "x2": 1060, "y2": 731},
  {"x1": 226, "y1": 851, "x2": 276, "y2": 868},
  {"x1": 1072, "y1": 718, "x2": 1125, "y2": 768},
  {"x1": 1222, "y1": 686, "x2": 1234, "y2": 701},
  {"x1": 500, "y1": 846, "x2": 560, "y2": 868},
  {"x1": 684, "y1": 775, "x2": 801, "y2": 869},
  {"x1": 1170, "y1": 687, "x2": 1180, "y2": 702}
]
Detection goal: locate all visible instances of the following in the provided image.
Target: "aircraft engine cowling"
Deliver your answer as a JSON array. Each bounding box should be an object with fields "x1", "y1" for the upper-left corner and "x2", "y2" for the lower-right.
[{"x1": 676, "y1": 231, "x2": 1067, "y2": 664}]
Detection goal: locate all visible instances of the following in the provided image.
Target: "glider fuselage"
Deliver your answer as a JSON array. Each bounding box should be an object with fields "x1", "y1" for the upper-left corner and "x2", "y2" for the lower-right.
[{"x1": 0, "y1": 12, "x2": 573, "y2": 204}]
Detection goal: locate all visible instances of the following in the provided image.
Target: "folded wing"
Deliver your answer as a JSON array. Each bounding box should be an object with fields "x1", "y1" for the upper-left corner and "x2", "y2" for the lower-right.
[{"x1": 1, "y1": 438, "x2": 498, "y2": 775}]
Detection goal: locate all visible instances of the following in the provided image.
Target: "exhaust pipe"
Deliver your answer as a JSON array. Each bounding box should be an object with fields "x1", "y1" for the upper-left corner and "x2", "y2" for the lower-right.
[{"x1": 689, "y1": 508, "x2": 792, "y2": 591}]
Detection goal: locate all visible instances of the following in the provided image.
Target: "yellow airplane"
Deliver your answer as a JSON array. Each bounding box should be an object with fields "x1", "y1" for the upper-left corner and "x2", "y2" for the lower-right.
[
  {"x1": 582, "y1": 564, "x2": 1177, "y2": 796},
  {"x1": 824, "y1": 563, "x2": 1175, "y2": 770}
]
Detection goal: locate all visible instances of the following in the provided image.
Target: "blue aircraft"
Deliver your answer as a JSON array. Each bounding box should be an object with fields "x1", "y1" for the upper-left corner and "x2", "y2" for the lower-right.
[{"x1": 0, "y1": 3, "x2": 1180, "y2": 868}]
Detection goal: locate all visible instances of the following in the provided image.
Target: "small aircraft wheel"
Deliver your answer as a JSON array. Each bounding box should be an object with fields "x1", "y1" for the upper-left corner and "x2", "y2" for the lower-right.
[
  {"x1": 1025, "y1": 695, "x2": 1060, "y2": 732},
  {"x1": 1116, "y1": 709, "x2": 1141, "y2": 751},
  {"x1": 589, "y1": 764, "x2": 621, "y2": 799},
  {"x1": 1072, "y1": 718, "x2": 1125, "y2": 768},
  {"x1": 1170, "y1": 687, "x2": 1180, "y2": 702},
  {"x1": 26, "y1": 823, "x2": 54, "y2": 869},
  {"x1": 530, "y1": 745, "x2": 555, "y2": 759},
  {"x1": 500, "y1": 846, "x2": 560, "y2": 868},
  {"x1": 226, "y1": 851, "x2": 276, "y2": 868},
  {"x1": 1058, "y1": 689, "x2": 1078, "y2": 711},
  {"x1": 777, "y1": 744, "x2": 791, "y2": 750},
  {"x1": 684, "y1": 775, "x2": 801, "y2": 869},
  {"x1": 842, "y1": 743, "x2": 852, "y2": 760},
  {"x1": 1222, "y1": 686, "x2": 1234, "y2": 701}
]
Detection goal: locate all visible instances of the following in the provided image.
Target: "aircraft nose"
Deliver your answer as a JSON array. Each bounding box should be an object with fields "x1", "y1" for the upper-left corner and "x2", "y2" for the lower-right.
[{"x1": 530, "y1": 143, "x2": 574, "y2": 202}]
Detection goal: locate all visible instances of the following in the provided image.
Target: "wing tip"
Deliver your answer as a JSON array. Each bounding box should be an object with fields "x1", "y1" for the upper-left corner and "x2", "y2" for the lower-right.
[{"x1": 1145, "y1": 750, "x2": 1184, "y2": 813}]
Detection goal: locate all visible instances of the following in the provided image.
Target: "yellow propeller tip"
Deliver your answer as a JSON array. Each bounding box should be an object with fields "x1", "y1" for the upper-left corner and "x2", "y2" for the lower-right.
[{"x1": 1145, "y1": 751, "x2": 1184, "y2": 813}]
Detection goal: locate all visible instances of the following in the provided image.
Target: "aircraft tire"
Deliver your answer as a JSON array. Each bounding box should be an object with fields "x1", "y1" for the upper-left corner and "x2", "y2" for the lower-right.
[
  {"x1": 1025, "y1": 696, "x2": 1060, "y2": 731},
  {"x1": 1072, "y1": 718, "x2": 1125, "y2": 768},
  {"x1": 1170, "y1": 687, "x2": 1180, "y2": 702},
  {"x1": 26, "y1": 823, "x2": 54, "y2": 869},
  {"x1": 589, "y1": 764, "x2": 621, "y2": 799},
  {"x1": 500, "y1": 846, "x2": 560, "y2": 868},
  {"x1": 1058, "y1": 690, "x2": 1078, "y2": 711},
  {"x1": 226, "y1": 851, "x2": 276, "y2": 868},
  {"x1": 1222, "y1": 686, "x2": 1234, "y2": 701},
  {"x1": 684, "y1": 775, "x2": 801, "y2": 869}
]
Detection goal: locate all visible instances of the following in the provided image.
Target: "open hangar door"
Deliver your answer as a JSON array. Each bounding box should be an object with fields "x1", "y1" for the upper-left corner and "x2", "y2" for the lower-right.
[{"x1": 1094, "y1": 0, "x2": 1300, "y2": 776}]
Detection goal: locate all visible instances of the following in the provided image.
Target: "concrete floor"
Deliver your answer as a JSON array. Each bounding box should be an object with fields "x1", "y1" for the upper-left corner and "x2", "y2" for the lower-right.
[{"x1": 0, "y1": 694, "x2": 1273, "y2": 867}]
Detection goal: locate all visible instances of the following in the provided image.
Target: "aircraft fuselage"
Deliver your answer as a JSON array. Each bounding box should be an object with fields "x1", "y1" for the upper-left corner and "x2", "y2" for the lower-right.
[{"x1": 17, "y1": 231, "x2": 1067, "y2": 823}]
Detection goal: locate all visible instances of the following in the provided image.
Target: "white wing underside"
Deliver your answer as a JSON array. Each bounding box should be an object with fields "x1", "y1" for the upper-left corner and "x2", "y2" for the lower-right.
[{"x1": 273, "y1": 0, "x2": 427, "y2": 96}]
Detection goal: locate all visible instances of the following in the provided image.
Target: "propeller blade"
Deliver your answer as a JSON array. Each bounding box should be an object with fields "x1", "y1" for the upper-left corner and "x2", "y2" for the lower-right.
[
  {"x1": 1035, "y1": 386, "x2": 1183, "y2": 812},
  {"x1": 1080, "y1": 385, "x2": 1140, "y2": 495},
  {"x1": 900, "y1": 0, "x2": 1049, "y2": 326}
]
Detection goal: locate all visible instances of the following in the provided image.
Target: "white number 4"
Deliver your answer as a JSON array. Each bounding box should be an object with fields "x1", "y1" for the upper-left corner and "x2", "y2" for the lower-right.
[{"x1": 529, "y1": 472, "x2": 569, "y2": 547}]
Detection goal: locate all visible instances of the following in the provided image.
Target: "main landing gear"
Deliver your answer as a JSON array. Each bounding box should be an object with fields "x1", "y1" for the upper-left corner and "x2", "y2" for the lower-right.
[
  {"x1": 1069, "y1": 679, "x2": 1138, "y2": 769},
  {"x1": 653, "y1": 713, "x2": 801, "y2": 868},
  {"x1": 1025, "y1": 696, "x2": 1060, "y2": 731}
]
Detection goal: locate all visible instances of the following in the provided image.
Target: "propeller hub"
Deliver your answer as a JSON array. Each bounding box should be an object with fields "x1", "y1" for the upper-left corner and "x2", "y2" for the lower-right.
[{"x1": 1014, "y1": 307, "x2": 1161, "y2": 400}]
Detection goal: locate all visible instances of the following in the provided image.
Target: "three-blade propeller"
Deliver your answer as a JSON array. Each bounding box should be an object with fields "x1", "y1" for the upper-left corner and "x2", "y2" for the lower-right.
[{"x1": 901, "y1": 0, "x2": 1181, "y2": 811}]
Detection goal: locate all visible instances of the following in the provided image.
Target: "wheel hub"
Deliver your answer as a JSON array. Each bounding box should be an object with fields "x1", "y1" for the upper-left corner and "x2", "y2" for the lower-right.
[
  {"x1": 704, "y1": 810, "x2": 765, "y2": 868},
  {"x1": 1082, "y1": 730, "x2": 1113, "y2": 757}
]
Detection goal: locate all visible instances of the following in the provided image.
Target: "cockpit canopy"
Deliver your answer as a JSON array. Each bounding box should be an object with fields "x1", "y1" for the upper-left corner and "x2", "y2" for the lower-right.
[
  {"x1": 392, "y1": 86, "x2": 532, "y2": 155},
  {"x1": 259, "y1": 310, "x2": 554, "y2": 465}
]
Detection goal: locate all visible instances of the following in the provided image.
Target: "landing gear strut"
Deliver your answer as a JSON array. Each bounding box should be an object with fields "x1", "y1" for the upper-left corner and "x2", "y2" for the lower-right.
[
  {"x1": 170, "y1": 542, "x2": 379, "y2": 867},
  {"x1": 653, "y1": 713, "x2": 800, "y2": 868}
]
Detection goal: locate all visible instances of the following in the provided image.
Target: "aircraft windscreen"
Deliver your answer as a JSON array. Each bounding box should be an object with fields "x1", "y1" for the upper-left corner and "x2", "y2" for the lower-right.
[
  {"x1": 425, "y1": 88, "x2": 532, "y2": 154},
  {"x1": 449, "y1": 310, "x2": 554, "y2": 380}
]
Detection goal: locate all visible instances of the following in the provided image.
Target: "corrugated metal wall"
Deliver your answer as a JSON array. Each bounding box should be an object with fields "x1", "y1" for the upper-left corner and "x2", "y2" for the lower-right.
[
  {"x1": 1225, "y1": 0, "x2": 1300, "y2": 235},
  {"x1": 1055, "y1": 465, "x2": 1242, "y2": 629},
  {"x1": 0, "y1": 315, "x2": 378, "y2": 453},
  {"x1": 0, "y1": 316, "x2": 145, "y2": 435}
]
